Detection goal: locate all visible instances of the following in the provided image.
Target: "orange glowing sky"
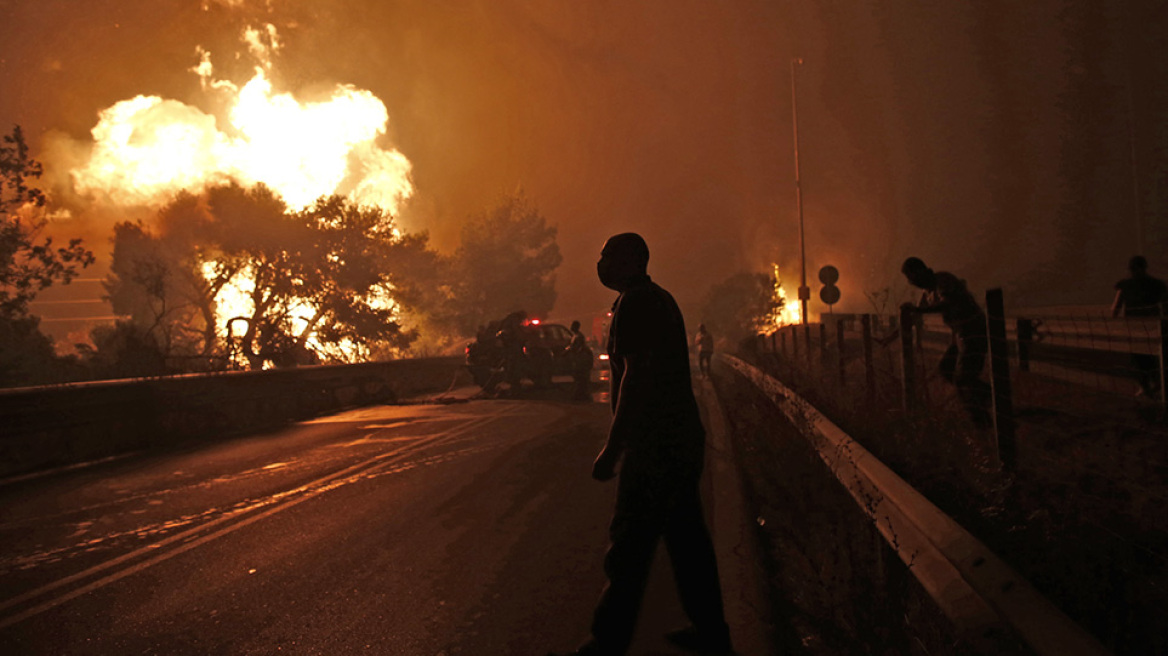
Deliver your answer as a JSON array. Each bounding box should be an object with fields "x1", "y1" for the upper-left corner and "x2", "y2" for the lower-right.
[{"x1": 2, "y1": 0, "x2": 1163, "y2": 335}]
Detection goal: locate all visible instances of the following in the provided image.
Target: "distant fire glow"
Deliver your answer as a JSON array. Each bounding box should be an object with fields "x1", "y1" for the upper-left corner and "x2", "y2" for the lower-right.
[
  {"x1": 71, "y1": 26, "x2": 413, "y2": 214},
  {"x1": 770, "y1": 264, "x2": 802, "y2": 327}
]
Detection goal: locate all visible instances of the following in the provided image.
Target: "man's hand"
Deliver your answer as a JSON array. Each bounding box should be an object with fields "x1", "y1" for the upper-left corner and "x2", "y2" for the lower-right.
[{"x1": 592, "y1": 447, "x2": 620, "y2": 481}]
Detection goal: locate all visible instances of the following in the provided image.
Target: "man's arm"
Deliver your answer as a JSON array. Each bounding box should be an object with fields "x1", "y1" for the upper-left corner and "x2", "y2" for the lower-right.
[
  {"x1": 1111, "y1": 289, "x2": 1124, "y2": 318},
  {"x1": 914, "y1": 288, "x2": 945, "y2": 314},
  {"x1": 592, "y1": 352, "x2": 649, "y2": 481},
  {"x1": 875, "y1": 295, "x2": 931, "y2": 346}
]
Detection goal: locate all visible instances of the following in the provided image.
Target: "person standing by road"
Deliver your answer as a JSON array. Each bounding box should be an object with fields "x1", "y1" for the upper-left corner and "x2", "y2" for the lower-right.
[
  {"x1": 551, "y1": 233, "x2": 731, "y2": 656},
  {"x1": 694, "y1": 324, "x2": 714, "y2": 378},
  {"x1": 897, "y1": 257, "x2": 993, "y2": 428},
  {"x1": 1111, "y1": 255, "x2": 1167, "y2": 398},
  {"x1": 567, "y1": 320, "x2": 594, "y2": 401},
  {"x1": 496, "y1": 310, "x2": 528, "y2": 391}
]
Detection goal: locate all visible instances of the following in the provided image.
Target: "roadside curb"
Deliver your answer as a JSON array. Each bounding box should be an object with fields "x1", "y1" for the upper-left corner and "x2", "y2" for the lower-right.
[{"x1": 697, "y1": 374, "x2": 774, "y2": 656}]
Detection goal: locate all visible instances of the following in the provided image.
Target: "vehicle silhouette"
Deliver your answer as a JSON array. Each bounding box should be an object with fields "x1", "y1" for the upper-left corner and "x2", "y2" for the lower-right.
[{"x1": 465, "y1": 319, "x2": 584, "y2": 391}]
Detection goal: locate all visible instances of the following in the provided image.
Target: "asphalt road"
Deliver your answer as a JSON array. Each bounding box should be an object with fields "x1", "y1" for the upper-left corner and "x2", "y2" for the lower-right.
[{"x1": 0, "y1": 379, "x2": 769, "y2": 655}]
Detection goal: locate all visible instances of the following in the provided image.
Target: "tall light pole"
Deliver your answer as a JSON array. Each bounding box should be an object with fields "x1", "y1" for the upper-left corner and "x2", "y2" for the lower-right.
[
  {"x1": 1123, "y1": 56, "x2": 1143, "y2": 255},
  {"x1": 790, "y1": 57, "x2": 810, "y2": 325}
]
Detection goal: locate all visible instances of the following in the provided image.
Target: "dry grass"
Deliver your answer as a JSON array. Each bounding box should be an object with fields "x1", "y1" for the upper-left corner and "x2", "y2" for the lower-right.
[
  {"x1": 738, "y1": 347, "x2": 1168, "y2": 654},
  {"x1": 712, "y1": 363, "x2": 1027, "y2": 655}
]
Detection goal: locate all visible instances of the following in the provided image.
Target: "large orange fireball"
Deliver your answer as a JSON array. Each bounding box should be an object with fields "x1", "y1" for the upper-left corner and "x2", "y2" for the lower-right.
[{"x1": 71, "y1": 25, "x2": 413, "y2": 215}]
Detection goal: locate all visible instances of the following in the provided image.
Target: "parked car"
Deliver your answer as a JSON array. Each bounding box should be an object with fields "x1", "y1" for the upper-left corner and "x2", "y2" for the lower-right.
[{"x1": 465, "y1": 319, "x2": 583, "y2": 390}]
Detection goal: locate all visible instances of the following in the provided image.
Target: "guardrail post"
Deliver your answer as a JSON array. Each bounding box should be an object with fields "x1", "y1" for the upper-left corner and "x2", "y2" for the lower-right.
[
  {"x1": 1016, "y1": 318, "x2": 1033, "y2": 372},
  {"x1": 986, "y1": 288, "x2": 1016, "y2": 470},
  {"x1": 780, "y1": 329, "x2": 787, "y2": 357},
  {"x1": 804, "y1": 323, "x2": 813, "y2": 367},
  {"x1": 914, "y1": 312, "x2": 924, "y2": 351},
  {"x1": 862, "y1": 314, "x2": 875, "y2": 404},
  {"x1": 899, "y1": 305, "x2": 916, "y2": 411},
  {"x1": 792, "y1": 323, "x2": 799, "y2": 359},
  {"x1": 819, "y1": 322, "x2": 828, "y2": 367},
  {"x1": 837, "y1": 319, "x2": 847, "y2": 386},
  {"x1": 1160, "y1": 317, "x2": 1168, "y2": 409}
]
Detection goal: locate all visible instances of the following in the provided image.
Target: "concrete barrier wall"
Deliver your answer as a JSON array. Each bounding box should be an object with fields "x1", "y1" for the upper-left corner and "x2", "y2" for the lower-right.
[{"x1": 0, "y1": 357, "x2": 464, "y2": 478}]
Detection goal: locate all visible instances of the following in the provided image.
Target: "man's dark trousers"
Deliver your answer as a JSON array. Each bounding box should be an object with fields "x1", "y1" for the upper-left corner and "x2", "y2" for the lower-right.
[
  {"x1": 939, "y1": 331, "x2": 992, "y2": 426},
  {"x1": 590, "y1": 445, "x2": 727, "y2": 654}
]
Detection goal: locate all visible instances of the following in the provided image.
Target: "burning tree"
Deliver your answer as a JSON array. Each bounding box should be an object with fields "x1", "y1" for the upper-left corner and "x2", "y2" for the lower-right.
[
  {"x1": 699, "y1": 271, "x2": 785, "y2": 346},
  {"x1": 104, "y1": 182, "x2": 440, "y2": 370}
]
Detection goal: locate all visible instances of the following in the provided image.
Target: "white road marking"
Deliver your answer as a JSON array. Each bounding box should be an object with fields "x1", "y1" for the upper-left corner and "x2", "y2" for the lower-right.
[{"x1": 0, "y1": 404, "x2": 532, "y2": 629}]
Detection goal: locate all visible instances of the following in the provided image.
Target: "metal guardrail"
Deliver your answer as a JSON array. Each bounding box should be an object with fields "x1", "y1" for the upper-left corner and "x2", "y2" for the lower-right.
[
  {"x1": 765, "y1": 302, "x2": 1166, "y2": 468},
  {"x1": 721, "y1": 353, "x2": 1111, "y2": 656}
]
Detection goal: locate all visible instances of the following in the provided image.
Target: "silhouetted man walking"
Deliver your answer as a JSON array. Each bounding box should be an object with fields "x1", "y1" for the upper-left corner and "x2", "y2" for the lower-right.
[
  {"x1": 1111, "y1": 255, "x2": 1167, "y2": 398},
  {"x1": 552, "y1": 233, "x2": 731, "y2": 656},
  {"x1": 900, "y1": 257, "x2": 992, "y2": 428}
]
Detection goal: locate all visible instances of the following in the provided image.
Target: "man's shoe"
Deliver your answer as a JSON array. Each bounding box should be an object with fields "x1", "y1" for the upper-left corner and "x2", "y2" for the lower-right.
[{"x1": 664, "y1": 626, "x2": 734, "y2": 654}]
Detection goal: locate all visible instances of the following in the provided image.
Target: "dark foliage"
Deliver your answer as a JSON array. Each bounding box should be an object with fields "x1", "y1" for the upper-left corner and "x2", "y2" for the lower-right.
[
  {"x1": 700, "y1": 271, "x2": 782, "y2": 345},
  {"x1": 443, "y1": 192, "x2": 561, "y2": 335},
  {"x1": 0, "y1": 125, "x2": 95, "y2": 387}
]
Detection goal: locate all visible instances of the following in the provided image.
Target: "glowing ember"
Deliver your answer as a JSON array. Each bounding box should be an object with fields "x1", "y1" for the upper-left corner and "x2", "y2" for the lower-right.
[{"x1": 71, "y1": 26, "x2": 413, "y2": 214}]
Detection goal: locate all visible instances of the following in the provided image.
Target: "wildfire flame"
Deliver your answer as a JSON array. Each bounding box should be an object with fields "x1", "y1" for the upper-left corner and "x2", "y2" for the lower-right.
[
  {"x1": 770, "y1": 264, "x2": 803, "y2": 328},
  {"x1": 71, "y1": 25, "x2": 416, "y2": 365},
  {"x1": 71, "y1": 26, "x2": 413, "y2": 214}
]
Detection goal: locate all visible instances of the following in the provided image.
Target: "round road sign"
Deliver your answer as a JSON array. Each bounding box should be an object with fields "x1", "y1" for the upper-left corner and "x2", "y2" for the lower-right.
[
  {"x1": 819, "y1": 285, "x2": 841, "y2": 305},
  {"x1": 818, "y1": 265, "x2": 839, "y2": 285}
]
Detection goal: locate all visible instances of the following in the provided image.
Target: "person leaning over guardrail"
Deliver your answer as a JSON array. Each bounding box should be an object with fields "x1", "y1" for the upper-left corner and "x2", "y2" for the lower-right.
[
  {"x1": 880, "y1": 257, "x2": 993, "y2": 428},
  {"x1": 1111, "y1": 255, "x2": 1167, "y2": 399}
]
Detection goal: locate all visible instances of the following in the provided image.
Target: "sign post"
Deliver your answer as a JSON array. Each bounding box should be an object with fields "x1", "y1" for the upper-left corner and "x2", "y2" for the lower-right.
[{"x1": 818, "y1": 265, "x2": 840, "y2": 312}]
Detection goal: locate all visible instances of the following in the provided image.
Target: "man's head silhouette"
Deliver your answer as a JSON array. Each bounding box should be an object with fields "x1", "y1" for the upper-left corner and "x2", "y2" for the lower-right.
[
  {"x1": 901, "y1": 256, "x2": 936, "y2": 290},
  {"x1": 571, "y1": 320, "x2": 582, "y2": 332},
  {"x1": 1129, "y1": 255, "x2": 1149, "y2": 276},
  {"x1": 598, "y1": 233, "x2": 650, "y2": 292}
]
